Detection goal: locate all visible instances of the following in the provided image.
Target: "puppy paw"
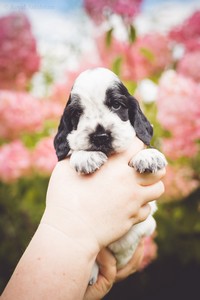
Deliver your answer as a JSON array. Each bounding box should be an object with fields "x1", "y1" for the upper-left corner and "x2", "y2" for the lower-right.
[
  {"x1": 70, "y1": 150, "x2": 107, "y2": 174},
  {"x1": 129, "y1": 148, "x2": 167, "y2": 173}
]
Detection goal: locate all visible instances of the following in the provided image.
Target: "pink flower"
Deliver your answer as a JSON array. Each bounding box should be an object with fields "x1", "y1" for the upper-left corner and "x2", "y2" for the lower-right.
[
  {"x1": 0, "y1": 90, "x2": 44, "y2": 139},
  {"x1": 0, "y1": 141, "x2": 31, "y2": 182},
  {"x1": 123, "y1": 33, "x2": 172, "y2": 81},
  {"x1": 0, "y1": 12, "x2": 40, "y2": 89},
  {"x1": 162, "y1": 165, "x2": 199, "y2": 201},
  {"x1": 177, "y1": 51, "x2": 200, "y2": 82},
  {"x1": 157, "y1": 70, "x2": 200, "y2": 158},
  {"x1": 84, "y1": 0, "x2": 142, "y2": 24},
  {"x1": 41, "y1": 100, "x2": 64, "y2": 121},
  {"x1": 97, "y1": 33, "x2": 172, "y2": 81},
  {"x1": 169, "y1": 10, "x2": 200, "y2": 53},
  {"x1": 96, "y1": 34, "x2": 126, "y2": 68},
  {"x1": 32, "y1": 137, "x2": 57, "y2": 175},
  {"x1": 139, "y1": 236, "x2": 157, "y2": 270}
]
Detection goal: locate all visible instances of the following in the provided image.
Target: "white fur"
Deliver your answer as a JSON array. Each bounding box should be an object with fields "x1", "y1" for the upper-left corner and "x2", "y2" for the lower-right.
[
  {"x1": 70, "y1": 150, "x2": 107, "y2": 174},
  {"x1": 129, "y1": 148, "x2": 167, "y2": 173},
  {"x1": 67, "y1": 70, "x2": 135, "y2": 158}
]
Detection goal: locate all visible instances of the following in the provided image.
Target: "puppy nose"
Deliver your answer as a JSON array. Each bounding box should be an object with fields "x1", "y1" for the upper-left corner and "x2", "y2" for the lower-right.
[
  {"x1": 92, "y1": 132, "x2": 110, "y2": 146},
  {"x1": 90, "y1": 125, "x2": 111, "y2": 147}
]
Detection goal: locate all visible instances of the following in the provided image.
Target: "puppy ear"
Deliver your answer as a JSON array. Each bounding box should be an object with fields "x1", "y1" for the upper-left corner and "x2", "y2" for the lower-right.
[
  {"x1": 54, "y1": 96, "x2": 72, "y2": 161},
  {"x1": 128, "y1": 96, "x2": 153, "y2": 146}
]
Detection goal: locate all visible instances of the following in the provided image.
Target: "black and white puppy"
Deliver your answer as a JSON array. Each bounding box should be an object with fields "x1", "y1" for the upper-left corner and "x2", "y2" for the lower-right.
[{"x1": 54, "y1": 67, "x2": 167, "y2": 285}]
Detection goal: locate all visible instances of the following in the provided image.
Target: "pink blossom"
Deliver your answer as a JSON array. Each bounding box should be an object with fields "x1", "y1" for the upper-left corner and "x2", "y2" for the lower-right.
[
  {"x1": 157, "y1": 70, "x2": 200, "y2": 158},
  {"x1": 123, "y1": 33, "x2": 172, "y2": 81},
  {"x1": 41, "y1": 100, "x2": 64, "y2": 121},
  {"x1": 177, "y1": 51, "x2": 200, "y2": 82},
  {"x1": 0, "y1": 12, "x2": 40, "y2": 89},
  {"x1": 169, "y1": 10, "x2": 200, "y2": 53},
  {"x1": 32, "y1": 137, "x2": 57, "y2": 175},
  {"x1": 50, "y1": 70, "x2": 80, "y2": 104},
  {"x1": 139, "y1": 236, "x2": 157, "y2": 270},
  {"x1": 162, "y1": 165, "x2": 199, "y2": 201},
  {"x1": 84, "y1": 0, "x2": 142, "y2": 24},
  {"x1": 0, "y1": 90, "x2": 44, "y2": 139},
  {"x1": 97, "y1": 33, "x2": 172, "y2": 81},
  {"x1": 0, "y1": 141, "x2": 31, "y2": 182},
  {"x1": 96, "y1": 34, "x2": 126, "y2": 68}
]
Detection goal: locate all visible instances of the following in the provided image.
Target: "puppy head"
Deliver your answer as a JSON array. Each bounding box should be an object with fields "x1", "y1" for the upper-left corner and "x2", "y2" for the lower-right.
[{"x1": 54, "y1": 67, "x2": 153, "y2": 161}]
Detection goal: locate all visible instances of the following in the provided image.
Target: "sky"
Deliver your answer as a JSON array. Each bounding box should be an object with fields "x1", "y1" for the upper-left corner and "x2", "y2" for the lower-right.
[{"x1": 1, "y1": 0, "x2": 200, "y2": 13}]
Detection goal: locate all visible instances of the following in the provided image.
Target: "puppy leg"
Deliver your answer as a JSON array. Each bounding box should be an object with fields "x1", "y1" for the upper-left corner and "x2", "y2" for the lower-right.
[
  {"x1": 89, "y1": 261, "x2": 99, "y2": 285},
  {"x1": 129, "y1": 148, "x2": 167, "y2": 173},
  {"x1": 70, "y1": 150, "x2": 107, "y2": 174},
  {"x1": 109, "y1": 203, "x2": 156, "y2": 269}
]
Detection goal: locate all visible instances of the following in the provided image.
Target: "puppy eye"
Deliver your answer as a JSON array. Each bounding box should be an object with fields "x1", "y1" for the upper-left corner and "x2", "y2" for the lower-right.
[{"x1": 111, "y1": 101, "x2": 122, "y2": 110}]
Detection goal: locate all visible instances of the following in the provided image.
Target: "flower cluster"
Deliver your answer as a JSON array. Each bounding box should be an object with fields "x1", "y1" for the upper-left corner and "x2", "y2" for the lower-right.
[
  {"x1": 169, "y1": 10, "x2": 200, "y2": 52},
  {"x1": 157, "y1": 70, "x2": 200, "y2": 159},
  {"x1": 32, "y1": 137, "x2": 57, "y2": 176},
  {"x1": 0, "y1": 90, "x2": 44, "y2": 139},
  {"x1": 84, "y1": 0, "x2": 142, "y2": 24},
  {"x1": 0, "y1": 12, "x2": 40, "y2": 89},
  {"x1": 0, "y1": 141, "x2": 31, "y2": 182},
  {"x1": 97, "y1": 32, "x2": 172, "y2": 81}
]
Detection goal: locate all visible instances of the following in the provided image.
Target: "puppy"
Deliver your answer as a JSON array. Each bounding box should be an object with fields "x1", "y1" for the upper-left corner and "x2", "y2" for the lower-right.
[{"x1": 54, "y1": 67, "x2": 167, "y2": 285}]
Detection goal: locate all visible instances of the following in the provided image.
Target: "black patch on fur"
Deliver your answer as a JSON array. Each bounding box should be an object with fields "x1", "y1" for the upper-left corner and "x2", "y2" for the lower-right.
[
  {"x1": 54, "y1": 94, "x2": 84, "y2": 161},
  {"x1": 105, "y1": 82, "x2": 153, "y2": 145},
  {"x1": 105, "y1": 83, "x2": 129, "y2": 121},
  {"x1": 128, "y1": 96, "x2": 153, "y2": 145}
]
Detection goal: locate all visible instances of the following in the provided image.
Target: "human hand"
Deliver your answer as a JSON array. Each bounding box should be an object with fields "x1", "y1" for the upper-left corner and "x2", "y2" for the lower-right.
[
  {"x1": 42, "y1": 137, "x2": 165, "y2": 253},
  {"x1": 84, "y1": 241, "x2": 145, "y2": 300}
]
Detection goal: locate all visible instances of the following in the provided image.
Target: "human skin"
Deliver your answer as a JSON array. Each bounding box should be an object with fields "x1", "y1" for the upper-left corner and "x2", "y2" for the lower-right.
[
  {"x1": 1, "y1": 138, "x2": 165, "y2": 300},
  {"x1": 84, "y1": 240, "x2": 145, "y2": 300}
]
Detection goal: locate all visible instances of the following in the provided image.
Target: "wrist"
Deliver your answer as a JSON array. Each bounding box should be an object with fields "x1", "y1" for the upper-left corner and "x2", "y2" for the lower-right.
[{"x1": 41, "y1": 204, "x2": 100, "y2": 258}]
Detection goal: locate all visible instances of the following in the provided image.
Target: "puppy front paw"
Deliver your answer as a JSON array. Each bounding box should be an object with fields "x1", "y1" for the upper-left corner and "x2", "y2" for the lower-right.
[
  {"x1": 70, "y1": 150, "x2": 107, "y2": 174},
  {"x1": 129, "y1": 148, "x2": 167, "y2": 173}
]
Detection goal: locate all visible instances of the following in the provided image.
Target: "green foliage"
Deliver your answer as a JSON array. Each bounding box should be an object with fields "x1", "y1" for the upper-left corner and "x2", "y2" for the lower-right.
[
  {"x1": 156, "y1": 188, "x2": 200, "y2": 264},
  {"x1": 112, "y1": 56, "x2": 123, "y2": 76},
  {"x1": 0, "y1": 177, "x2": 48, "y2": 291}
]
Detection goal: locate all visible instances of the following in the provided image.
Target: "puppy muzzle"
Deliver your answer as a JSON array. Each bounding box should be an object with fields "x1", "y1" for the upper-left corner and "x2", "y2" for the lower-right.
[{"x1": 89, "y1": 124, "x2": 113, "y2": 155}]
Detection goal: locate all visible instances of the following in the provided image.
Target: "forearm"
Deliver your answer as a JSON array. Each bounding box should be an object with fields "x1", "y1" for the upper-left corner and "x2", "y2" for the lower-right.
[{"x1": 2, "y1": 208, "x2": 99, "y2": 300}]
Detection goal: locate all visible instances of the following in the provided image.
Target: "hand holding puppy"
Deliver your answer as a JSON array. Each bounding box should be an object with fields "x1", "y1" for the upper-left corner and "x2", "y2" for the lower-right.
[{"x1": 43, "y1": 138, "x2": 165, "y2": 251}]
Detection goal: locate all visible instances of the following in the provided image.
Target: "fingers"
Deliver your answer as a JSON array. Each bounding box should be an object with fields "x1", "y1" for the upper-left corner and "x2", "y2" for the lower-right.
[
  {"x1": 136, "y1": 168, "x2": 166, "y2": 186},
  {"x1": 141, "y1": 180, "x2": 165, "y2": 205},
  {"x1": 96, "y1": 248, "x2": 116, "y2": 293},
  {"x1": 132, "y1": 204, "x2": 151, "y2": 224},
  {"x1": 84, "y1": 249, "x2": 117, "y2": 300}
]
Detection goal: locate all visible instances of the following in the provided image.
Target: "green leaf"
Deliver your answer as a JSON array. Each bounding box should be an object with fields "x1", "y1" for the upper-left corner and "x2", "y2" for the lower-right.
[
  {"x1": 129, "y1": 24, "x2": 136, "y2": 43},
  {"x1": 105, "y1": 28, "x2": 114, "y2": 48},
  {"x1": 140, "y1": 47, "x2": 155, "y2": 62},
  {"x1": 112, "y1": 56, "x2": 123, "y2": 76}
]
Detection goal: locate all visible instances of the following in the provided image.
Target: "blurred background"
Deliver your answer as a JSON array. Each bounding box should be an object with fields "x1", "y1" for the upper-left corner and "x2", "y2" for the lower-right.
[{"x1": 0, "y1": 0, "x2": 200, "y2": 299}]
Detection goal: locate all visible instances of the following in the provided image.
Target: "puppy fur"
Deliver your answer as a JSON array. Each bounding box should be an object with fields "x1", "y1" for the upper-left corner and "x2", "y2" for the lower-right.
[{"x1": 54, "y1": 67, "x2": 167, "y2": 285}]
